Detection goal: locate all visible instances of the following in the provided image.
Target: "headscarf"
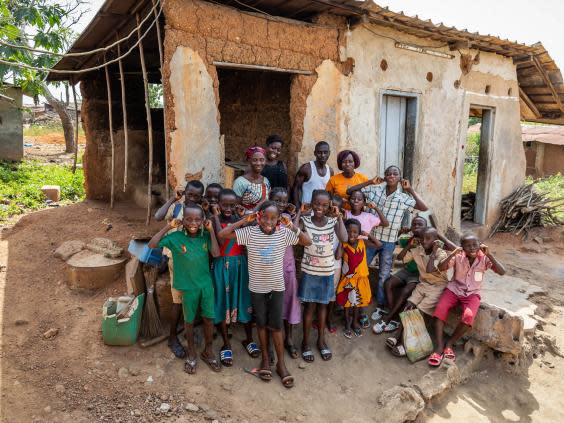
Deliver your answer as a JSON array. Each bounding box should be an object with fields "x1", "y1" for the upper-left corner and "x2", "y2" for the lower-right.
[
  {"x1": 337, "y1": 149, "x2": 361, "y2": 171},
  {"x1": 245, "y1": 146, "x2": 267, "y2": 160}
]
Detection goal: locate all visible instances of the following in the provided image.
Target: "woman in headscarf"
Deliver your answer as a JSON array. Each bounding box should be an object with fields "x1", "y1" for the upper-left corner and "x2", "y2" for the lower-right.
[
  {"x1": 233, "y1": 146, "x2": 271, "y2": 210},
  {"x1": 325, "y1": 150, "x2": 369, "y2": 209}
]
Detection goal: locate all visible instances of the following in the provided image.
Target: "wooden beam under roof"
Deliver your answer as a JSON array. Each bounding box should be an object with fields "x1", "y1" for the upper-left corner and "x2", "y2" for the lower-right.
[
  {"x1": 519, "y1": 86, "x2": 542, "y2": 118},
  {"x1": 532, "y1": 56, "x2": 564, "y2": 113}
]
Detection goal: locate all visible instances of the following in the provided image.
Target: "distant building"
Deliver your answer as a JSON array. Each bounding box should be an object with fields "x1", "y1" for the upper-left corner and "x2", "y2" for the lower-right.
[
  {"x1": 523, "y1": 126, "x2": 564, "y2": 177},
  {"x1": 0, "y1": 86, "x2": 23, "y2": 161}
]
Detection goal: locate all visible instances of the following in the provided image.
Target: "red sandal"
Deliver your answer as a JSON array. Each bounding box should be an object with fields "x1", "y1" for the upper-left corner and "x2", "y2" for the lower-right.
[
  {"x1": 443, "y1": 347, "x2": 456, "y2": 361},
  {"x1": 427, "y1": 352, "x2": 443, "y2": 367}
]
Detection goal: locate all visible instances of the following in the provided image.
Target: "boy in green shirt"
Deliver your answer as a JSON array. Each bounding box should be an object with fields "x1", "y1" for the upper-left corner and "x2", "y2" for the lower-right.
[{"x1": 149, "y1": 204, "x2": 221, "y2": 374}]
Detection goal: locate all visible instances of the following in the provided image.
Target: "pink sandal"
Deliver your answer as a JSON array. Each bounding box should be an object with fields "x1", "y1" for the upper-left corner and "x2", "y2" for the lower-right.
[
  {"x1": 427, "y1": 352, "x2": 443, "y2": 367},
  {"x1": 443, "y1": 347, "x2": 456, "y2": 361}
]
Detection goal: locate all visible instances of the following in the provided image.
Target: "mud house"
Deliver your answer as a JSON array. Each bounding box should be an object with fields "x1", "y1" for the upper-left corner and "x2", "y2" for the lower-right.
[
  {"x1": 48, "y1": 0, "x2": 564, "y2": 233},
  {"x1": 522, "y1": 125, "x2": 564, "y2": 177}
]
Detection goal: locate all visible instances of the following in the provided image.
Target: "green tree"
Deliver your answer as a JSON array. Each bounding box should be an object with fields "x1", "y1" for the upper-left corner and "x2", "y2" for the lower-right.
[{"x1": 0, "y1": 0, "x2": 87, "y2": 152}]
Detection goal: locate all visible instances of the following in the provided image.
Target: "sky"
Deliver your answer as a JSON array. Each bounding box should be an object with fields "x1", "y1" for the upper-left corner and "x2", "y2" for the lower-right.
[{"x1": 38, "y1": 0, "x2": 564, "y2": 103}]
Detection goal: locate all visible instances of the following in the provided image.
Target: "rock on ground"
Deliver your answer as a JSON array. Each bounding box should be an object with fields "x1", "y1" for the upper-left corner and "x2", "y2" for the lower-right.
[
  {"x1": 53, "y1": 240, "x2": 85, "y2": 261},
  {"x1": 375, "y1": 386, "x2": 425, "y2": 423}
]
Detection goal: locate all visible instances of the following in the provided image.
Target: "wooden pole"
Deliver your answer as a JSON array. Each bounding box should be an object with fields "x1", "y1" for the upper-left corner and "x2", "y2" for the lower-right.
[
  {"x1": 71, "y1": 80, "x2": 79, "y2": 174},
  {"x1": 137, "y1": 13, "x2": 154, "y2": 225},
  {"x1": 105, "y1": 59, "x2": 115, "y2": 209},
  {"x1": 152, "y1": 0, "x2": 169, "y2": 196},
  {"x1": 117, "y1": 36, "x2": 129, "y2": 192}
]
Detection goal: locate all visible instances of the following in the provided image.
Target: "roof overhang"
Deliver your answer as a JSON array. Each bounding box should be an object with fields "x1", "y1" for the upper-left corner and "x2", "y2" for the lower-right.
[{"x1": 48, "y1": 0, "x2": 564, "y2": 124}]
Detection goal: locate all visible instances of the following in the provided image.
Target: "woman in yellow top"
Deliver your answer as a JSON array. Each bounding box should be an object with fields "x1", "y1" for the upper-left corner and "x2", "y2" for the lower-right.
[
  {"x1": 325, "y1": 150, "x2": 368, "y2": 209},
  {"x1": 336, "y1": 218, "x2": 382, "y2": 338}
]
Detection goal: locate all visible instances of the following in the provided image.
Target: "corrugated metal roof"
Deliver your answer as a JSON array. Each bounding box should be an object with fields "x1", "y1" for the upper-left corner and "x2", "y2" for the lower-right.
[
  {"x1": 47, "y1": 0, "x2": 564, "y2": 124},
  {"x1": 522, "y1": 125, "x2": 564, "y2": 146}
]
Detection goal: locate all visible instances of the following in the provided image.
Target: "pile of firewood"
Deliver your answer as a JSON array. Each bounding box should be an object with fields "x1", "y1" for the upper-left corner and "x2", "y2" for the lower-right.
[
  {"x1": 490, "y1": 182, "x2": 563, "y2": 237},
  {"x1": 461, "y1": 192, "x2": 476, "y2": 221}
]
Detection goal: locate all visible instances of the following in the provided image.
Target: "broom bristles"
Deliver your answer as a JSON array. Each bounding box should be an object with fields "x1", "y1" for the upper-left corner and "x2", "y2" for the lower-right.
[{"x1": 140, "y1": 264, "x2": 164, "y2": 339}]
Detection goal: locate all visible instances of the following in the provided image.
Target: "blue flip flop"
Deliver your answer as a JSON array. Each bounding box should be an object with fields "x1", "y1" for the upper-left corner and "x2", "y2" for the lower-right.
[{"x1": 220, "y1": 348, "x2": 233, "y2": 367}]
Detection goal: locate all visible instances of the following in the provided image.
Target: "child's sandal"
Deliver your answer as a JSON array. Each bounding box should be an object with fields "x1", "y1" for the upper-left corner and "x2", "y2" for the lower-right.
[
  {"x1": 343, "y1": 329, "x2": 353, "y2": 339},
  {"x1": 427, "y1": 352, "x2": 443, "y2": 367},
  {"x1": 219, "y1": 348, "x2": 233, "y2": 367},
  {"x1": 391, "y1": 345, "x2": 406, "y2": 357},
  {"x1": 384, "y1": 320, "x2": 400, "y2": 332},
  {"x1": 359, "y1": 315, "x2": 370, "y2": 329},
  {"x1": 385, "y1": 337, "x2": 398, "y2": 349},
  {"x1": 443, "y1": 347, "x2": 456, "y2": 361},
  {"x1": 242, "y1": 341, "x2": 260, "y2": 358},
  {"x1": 353, "y1": 328, "x2": 363, "y2": 337}
]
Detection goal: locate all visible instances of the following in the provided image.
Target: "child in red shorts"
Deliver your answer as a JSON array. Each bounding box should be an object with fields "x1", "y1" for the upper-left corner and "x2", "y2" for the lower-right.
[{"x1": 428, "y1": 232, "x2": 506, "y2": 366}]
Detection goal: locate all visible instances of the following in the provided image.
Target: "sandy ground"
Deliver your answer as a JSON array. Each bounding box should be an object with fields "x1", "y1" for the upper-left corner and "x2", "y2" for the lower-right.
[
  {"x1": 23, "y1": 134, "x2": 85, "y2": 165},
  {"x1": 0, "y1": 201, "x2": 563, "y2": 423}
]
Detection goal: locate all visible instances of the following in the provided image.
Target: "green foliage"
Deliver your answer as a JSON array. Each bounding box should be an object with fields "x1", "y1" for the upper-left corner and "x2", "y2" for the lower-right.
[
  {"x1": 526, "y1": 173, "x2": 564, "y2": 220},
  {"x1": 148, "y1": 84, "x2": 163, "y2": 108},
  {"x1": 465, "y1": 132, "x2": 481, "y2": 157},
  {"x1": 0, "y1": 0, "x2": 80, "y2": 94},
  {"x1": 0, "y1": 160, "x2": 84, "y2": 221},
  {"x1": 462, "y1": 163, "x2": 478, "y2": 194}
]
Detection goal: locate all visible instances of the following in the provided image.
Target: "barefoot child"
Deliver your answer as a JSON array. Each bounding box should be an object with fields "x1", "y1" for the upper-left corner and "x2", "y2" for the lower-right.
[
  {"x1": 345, "y1": 189, "x2": 389, "y2": 328},
  {"x1": 299, "y1": 189, "x2": 348, "y2": 362},
  {"x1": 336, "y1": 218, "x2": 382, "y2": 338},
  {"x1": 218, "y1": 201, "x2": 311, "y2": 388},
  {"x1": 269, "y1": 188, "x2": 301, "y2": 359},
  {"x1": 153, "y1": 180, "x2": 205, "y2": 359},
  {"x1": 211, "y1": 189, "x2": 256, "y2": 366},
  {"x1": 148, "y1": 204, "x2": 221, "y2": 374},
  {"x1": 428, "y1": 233, "x2": 506, "y2": 366}
]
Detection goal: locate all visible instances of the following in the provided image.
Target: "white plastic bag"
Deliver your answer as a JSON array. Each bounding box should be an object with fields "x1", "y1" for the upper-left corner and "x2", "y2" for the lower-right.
[{"x1": 400, "y1": 308, "x2": 434, "y2": 363}]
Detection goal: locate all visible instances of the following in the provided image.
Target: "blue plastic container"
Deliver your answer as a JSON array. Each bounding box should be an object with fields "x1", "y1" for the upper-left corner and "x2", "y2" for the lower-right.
[{"x1": 128, "y1": 240, "x2": 164, "y2": 266}]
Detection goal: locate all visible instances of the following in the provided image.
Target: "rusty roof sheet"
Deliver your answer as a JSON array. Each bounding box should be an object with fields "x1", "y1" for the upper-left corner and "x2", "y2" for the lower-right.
[
  {"x1": 47, "y1": 0, "x2": 564, "y2": 124},
  {"x1": 522, "y1": 125, "x2": 564, "y2": 145}
]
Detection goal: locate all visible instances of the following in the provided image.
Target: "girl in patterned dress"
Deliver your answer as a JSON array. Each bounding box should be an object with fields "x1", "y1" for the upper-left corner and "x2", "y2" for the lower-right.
[
  {"x1": 336, "y1": 218, "x2": 382, "y2": 338},
  {"x1": 211, "y1": 189, "x2": 256, "y2": 366}
]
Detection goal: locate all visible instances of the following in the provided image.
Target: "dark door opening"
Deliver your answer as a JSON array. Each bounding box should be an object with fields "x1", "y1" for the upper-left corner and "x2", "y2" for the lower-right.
[{"x1": 217, "y1": 68, "x2": 292, "y2": 185}]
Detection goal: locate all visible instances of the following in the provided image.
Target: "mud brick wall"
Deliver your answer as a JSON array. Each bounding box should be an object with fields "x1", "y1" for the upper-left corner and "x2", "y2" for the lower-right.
[
  {"x1": 162, "y1": 0, "x2": 344, "y2": 187},
  {"x1": 218, "y1": 69, "x2": 292, "y2": 163},
  {"x1": 81, "y1": 72, "x2": 165, "y2": 201}
]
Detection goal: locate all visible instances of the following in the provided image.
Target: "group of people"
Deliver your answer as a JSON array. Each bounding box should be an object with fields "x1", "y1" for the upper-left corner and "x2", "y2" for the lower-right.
[{"x1": 148, "y1": 135, "x2": 506, "y2": 388}]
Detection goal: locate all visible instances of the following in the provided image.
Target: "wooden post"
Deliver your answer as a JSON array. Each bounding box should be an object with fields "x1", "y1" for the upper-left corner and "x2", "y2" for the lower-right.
[
  {"x1": 152, "y1": 0, "x2": 169, "y2": 196},
  {"x1": 71, "y1": 80, "x2": 79, "y2": 174},
  {"x1": 117, "y1": 36, "x2": 129, "y2": 192},
  {"x1": 137, "y1": 13, "x2": 154, "y2": 225},
  {"x1": 105, "y1": 59, "x2": 116, "y2": 209}
]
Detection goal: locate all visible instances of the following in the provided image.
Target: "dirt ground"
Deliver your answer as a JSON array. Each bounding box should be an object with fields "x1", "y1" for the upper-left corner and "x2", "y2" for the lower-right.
[
  {"x1": 24, "y1": 133, "x2": 85, "y2": 165},
  {"x1": 0, "y1": 202, "x2": 563, "y2": 423}
]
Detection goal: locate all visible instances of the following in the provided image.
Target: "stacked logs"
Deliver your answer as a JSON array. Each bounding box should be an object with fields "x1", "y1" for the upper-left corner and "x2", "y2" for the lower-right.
[
  {"x1": 461, "y1": 192, "x2": 476, "y2": 221},
  {"x1": 490, "y1": 182, "x2": 563, "y2": 237}
]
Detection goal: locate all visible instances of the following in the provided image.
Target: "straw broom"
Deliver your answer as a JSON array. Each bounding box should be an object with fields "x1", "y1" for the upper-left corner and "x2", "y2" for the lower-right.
[{"x1": 140, "y1": 265, "x2": 163, "y2": 339}]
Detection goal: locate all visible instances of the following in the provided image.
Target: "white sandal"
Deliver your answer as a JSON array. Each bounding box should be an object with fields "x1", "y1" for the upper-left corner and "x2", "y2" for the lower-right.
[
  {"x1": 384, "y1": 320, "x2": 400, "y2": 332},
  {"x1": 371, "y1": 307, "x2": 388, "y2": 321},
  {"x1": 372, "y1": 321, "x2": 387, "y2": 334}
]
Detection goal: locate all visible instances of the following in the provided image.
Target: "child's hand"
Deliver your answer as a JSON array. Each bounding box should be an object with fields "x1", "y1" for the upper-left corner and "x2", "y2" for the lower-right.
[
  {"x1": 300, "y1": 203, "x2": 312, "y2": 213},
  {"x1": 452, "y1": 246, "x2": 463, "y2": 255},
  {"x1": 372, "y1": 176, "x2": 384, "y2": 185},
  {"x1": 279, "y1": 214, "x2": 292, "y2": 227},
  {"x1": 201, "y1": 199, "x2": 210, "y2": 212},
  {"x1": 360, "y1": 230, "x2": 370, "y2": 238},
  {"x1": 408, "y1": 237, "x2": 419, "y2": 248},
  {"x1": 169, "y1": 218, "x2": 182, "y2": 229},
  {"x1": 329, "y1": 205, "x2": 342, "y2": 218},
  {"x1": 399, "y1": 227, "x2": 411, "y2": 235},
  {"x1": 367, "y1": 201, "x2": 378, "y2": 210},
  {"x1": 401, "y1": 179, "x2": 412, "y2": 191},
  {"x1": 480, "y1": 244, "x2": 490, "y2": 255},
  {"x1": 210, "y1": 204, "x2": 220, "y2": 216},
  {"x1": 405, "y1": 302, "x2": 416, "y2": 311},
  {"x1": 245, "y1": 212, "x2": 258, "y2": 223},
  {"x1": 432, "y1": 239, "x2": 444, "y2": 253},
  {"x1": 286, "y1": 203, "x2": 296, "y2": 215},
  {"x1": 235, "y1": 204, "x2": 246, "y2": 218},
  {"x1": 174, "y1": 186, "x2": 184, "y2": 200},
  {"x1": 203, "y1": 219, "x2": 213, "y2": 232}
]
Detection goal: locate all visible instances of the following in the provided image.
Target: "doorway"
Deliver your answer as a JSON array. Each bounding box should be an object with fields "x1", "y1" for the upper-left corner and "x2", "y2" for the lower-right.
[
  {"x1": 379, "y1": 92, "x2": 418, "y2": 180},
  {"x1": 217, "y1": 68, "x2": 292, "y2": 165},
  {"x1": 461, "y1": 107, "x2": 494, "y2": 225}
]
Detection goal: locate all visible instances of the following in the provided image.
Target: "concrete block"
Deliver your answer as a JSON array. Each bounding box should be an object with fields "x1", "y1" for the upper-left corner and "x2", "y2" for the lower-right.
[
  {"x1": 65, "y1": 250, "x2": 126, "y2": 290},
  {"x1": 375, "y1": 386, "x2": 424, "y2": 423},
  {"x1": 54, "y1": 240, "x2": 85, "y2": 261},
  {"x1": 447, "y1": 302, "x2": 524, "y2": 355},
  {"x1": 414, "y1": 364, "x2": 461, "y2": 402},
  {"x1": 41, "y1": 185, "x2": 61, "y2": 202},
  {"x1": 155, "y1": 273, "x2": 174, "y2": 324}
]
